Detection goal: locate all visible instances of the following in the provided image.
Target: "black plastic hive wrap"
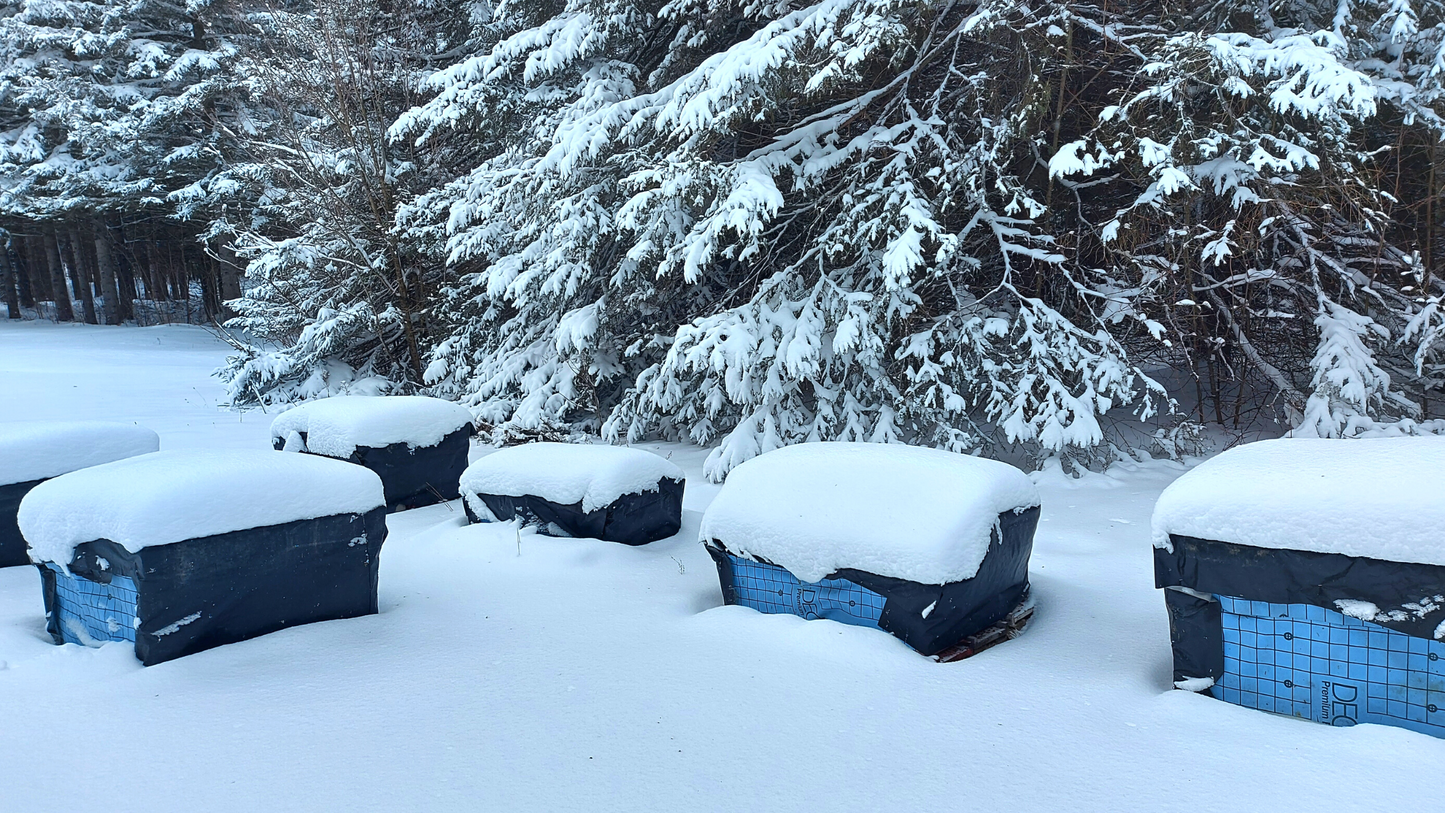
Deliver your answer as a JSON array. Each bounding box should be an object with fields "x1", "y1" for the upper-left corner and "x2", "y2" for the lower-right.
[
  {"x1": 1156, "y1": 535, "x2": 1445, "y2": 684},
  {"x1": 0, "y1": 478, "x2": 41, "y2": 567},
  {"x1": 275, "y1": 426, "x2": 473, "y2": 511},
  {"x1": 464, "y1": 477, "x2": 685, "y2": 545},
  {"x1": 707, "y1": 506, "x2": 1040, "y2": 656},
  {"x1": 1156, "y1": 535, "x2": 1445, "y2": 737},
  {"x1": 38, "y1": 507, "x2": 388, "y2": 666}
]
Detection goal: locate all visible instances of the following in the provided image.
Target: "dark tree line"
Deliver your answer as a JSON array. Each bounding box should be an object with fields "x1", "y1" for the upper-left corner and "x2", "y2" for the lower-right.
[{"x1": 1, "y1": 219, "x2": 241, "y2": 324}]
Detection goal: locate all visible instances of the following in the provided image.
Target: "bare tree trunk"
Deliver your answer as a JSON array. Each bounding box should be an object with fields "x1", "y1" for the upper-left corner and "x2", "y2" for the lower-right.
[
  {"x1": 110, "y1": 224, "x2": 137, "y2": 321},
  {"x1": 168, "y1": 242, "x2": 187, "y2": 302},
  {"x1": 94, "y1": 224, "x2": 123, "y2": 325},
  {"x1": 185, "y1": 243, "x2": 219, "y2": 321},
  {"x1": 67, "y1": 226, "x2": 99, "y2": 325},
  {"x1": 141, "y1": 242, "x2": 173, "y2": 323},
  {"x1": 134, "y1": 242, "x2": 156, "y2": 301},
  {"x1": 43, "y1": 230, "x2": 75, "y2": 322},
  {"x1": 217, "y1": 240, "x2": 242, "y2": 318},
  {"x1": 161, "y1": 242, "x2": 179, "y2": 301},
  {"x1": 75, "y1": 225, "x2": 102, "y2": 300},
  {"x1": 160, "y1": 241, "x2": 175, "y2": 300},
  {"x1": 179, "y1": 242, "x2": 200, "y2": 322},
  {"x1": 24, "y1": 236, "x2": 50, "y2": 302},
  {"x1": 0, "y1": 244, "x2": 19, "y2": 319},
  {"x1": 9, "y1": 241, "x2": 33, "y2": 309},
  {"x1": 116, "y1": 248, "x2": 136, "y2": 321},
  {"x1": 202, "y1": 253, "x2": 221, "y2": 319}
]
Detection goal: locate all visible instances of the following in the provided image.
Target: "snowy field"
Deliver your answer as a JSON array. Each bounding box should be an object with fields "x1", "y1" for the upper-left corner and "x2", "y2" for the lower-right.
[{"x1": 0, "y1": 320, "x2": 1442, "y2": 812}]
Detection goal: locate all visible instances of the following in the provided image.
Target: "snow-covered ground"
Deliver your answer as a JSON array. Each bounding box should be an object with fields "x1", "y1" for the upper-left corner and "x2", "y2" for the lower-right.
[{"x1": 0, "y1": 319, "x2": 1441, "y2": 812}]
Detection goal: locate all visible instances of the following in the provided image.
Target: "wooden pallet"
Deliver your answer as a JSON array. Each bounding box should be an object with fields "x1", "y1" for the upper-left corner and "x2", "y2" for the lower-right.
[{"x1": 931, "y1": 592, "x2": 1035, "y2": 663}]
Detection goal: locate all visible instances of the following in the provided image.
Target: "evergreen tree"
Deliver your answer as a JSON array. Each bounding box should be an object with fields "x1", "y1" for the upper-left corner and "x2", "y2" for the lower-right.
[
  {"x1": 400, "y1": 2, "x2": 1172, "y2": 476},
  {"x1": 1051, "y1": 0, "x2": 1445, "y2": 439},
  {"x1": 0, "y1": 0, "x2": 248, "y2": 322},
  {"x1": 211, "y1": 0, "x2": 483, "y2": 405},
  {"x1": 3, "y1": 0, "x2": 1443, "y2": 468},
  {"x1": 399, "y1": 0, "x2": 1445, "y2": 475}
]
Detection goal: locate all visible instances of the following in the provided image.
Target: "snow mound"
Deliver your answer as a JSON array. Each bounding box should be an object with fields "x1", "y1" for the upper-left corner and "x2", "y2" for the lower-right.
[
  {"x1": 0, "y1": 421, "x2": 160, "y2": 486},
  {"x1": 19, "y1": 450, "x2": 385, "y2": 564},
  {"x1": 269, "y1": 396, "x2": 474, "y2": 458},
  {"x1": 460, "y1": 443, "x2": 685, "y2": 514},
  {"x1": 699, "y1": 442, "x2": 1040, "y2": 584},
  {"x1": 1152, "y1": 437, "x2": 1445, "y2": 564}
]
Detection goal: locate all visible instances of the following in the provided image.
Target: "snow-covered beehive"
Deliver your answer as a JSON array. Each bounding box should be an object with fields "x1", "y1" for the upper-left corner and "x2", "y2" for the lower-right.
[
  {"x1": 19, "y1": 450, "x2": 387, "y2": 665},
  {"x1": 270, "y1": 395, "x2": 475, "y2": 511},
  {"x1": 1153, "y1": 437, "x2": 1445, "y2": 737},
  {"x1": 700, "y1": 442, "x2": 1040, "y2": 656},
  {"x1": 0, "y1": 421, "x2": 160, "y2": 567},
  {"x1": 460, "y1": 443, "x2": 686, "y2": 545}
]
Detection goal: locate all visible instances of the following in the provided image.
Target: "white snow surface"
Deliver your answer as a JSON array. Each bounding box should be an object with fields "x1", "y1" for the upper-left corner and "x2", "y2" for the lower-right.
[
  {"x1": 269, "y1": 395, "x2": 474, "y2": 458},
  {"x1": 19, "y1": 449, "x2": 385, "y2": 564},
  {"x1": 700, "y1": 442, "x2": 1040, "y2": 584},
  {"x1": 1152, "y1": 437, "x2": 1445, "y2": 564},
  {"x1": 0, "y1": 420, "x2": 160, "y2": 486},
  {"x1": 2, "y1": 322, "x2": 1445, "y2": 813},
  {"x1": 460, "y1": 442, "x2": 685, "y2": 513}
]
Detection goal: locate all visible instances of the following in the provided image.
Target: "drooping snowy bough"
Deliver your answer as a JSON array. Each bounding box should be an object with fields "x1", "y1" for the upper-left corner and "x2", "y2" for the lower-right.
[
  {"x1": 270, "y1": 395, "x2": 476, "y2": 511},
  {"x1": 19, "y1": 450, "x2": 387, "y2": 666},
  {"x1": 1153, "y1": 438, "x2": 1445, "y2": 737},
  {"x1": 0, "y1": 421, "x2": 159, "y2": 568},
  {"x1": 700, "y1": 442, "x2": 1040, "y2": 656},
  {"x1": 460, "y1": 443, "x2": 685, "y2": 545}
]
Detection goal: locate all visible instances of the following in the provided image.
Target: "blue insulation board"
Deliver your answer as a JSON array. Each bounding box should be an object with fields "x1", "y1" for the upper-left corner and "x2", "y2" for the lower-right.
[
  {"x1": 47, "y1": 564, "x2": 138, "y2": 646},
  {"x1": 725, "y1": 554, "x2": 886, "y2": 628},
  {"x1": 1215, "y1": 595, "x2": 1445, "y2": 737}
]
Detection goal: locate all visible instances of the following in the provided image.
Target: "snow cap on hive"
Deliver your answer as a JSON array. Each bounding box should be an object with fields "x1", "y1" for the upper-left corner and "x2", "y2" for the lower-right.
[
  {"x1": 700, "y1": 442, "x2": 1040, "y2": 584},
  {"x1": 269, "y1": 395, "x2": 475, "y2": 458},
  {"x1": 1152, "y1": 437, "x2": 1445, "y2": 565},
  {"x1": 19, "y1": 449, "x2": 385, "y2": 564},
  {"x1": 460, "y1": 442, "x2": 685, "y2": 515},
  {"x1": 0, "y1": 421, "x2": 160, "y2": 486}
]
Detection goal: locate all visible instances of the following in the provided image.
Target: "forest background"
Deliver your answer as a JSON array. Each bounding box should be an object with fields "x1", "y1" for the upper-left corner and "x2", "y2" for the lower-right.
[{"x1": 3, "y1": 0, "x2": 1444, "y2": 478}]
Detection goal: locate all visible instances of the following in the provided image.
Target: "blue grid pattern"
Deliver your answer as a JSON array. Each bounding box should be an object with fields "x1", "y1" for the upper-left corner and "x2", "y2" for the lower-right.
[
  {"x1": 1216, "y1": 595, "x2": 1445, "y2": 737},
  {"x1": 47, "y1": 565, "x2": 138, "y2": 646},
  {"x1": 726, "y1": 555, "x2": 886, "y2": 628}
]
